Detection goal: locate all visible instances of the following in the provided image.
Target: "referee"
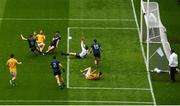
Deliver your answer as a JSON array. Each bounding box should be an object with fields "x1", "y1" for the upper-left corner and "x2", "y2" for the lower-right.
[{"x1": 169, "y1": 50, "x2": 178, "y2": 82}]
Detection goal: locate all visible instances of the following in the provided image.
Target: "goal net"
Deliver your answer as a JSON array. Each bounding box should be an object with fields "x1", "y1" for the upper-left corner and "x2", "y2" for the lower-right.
[{"x1": 140, "y1": 1, "x2": 171, "y2": 72}]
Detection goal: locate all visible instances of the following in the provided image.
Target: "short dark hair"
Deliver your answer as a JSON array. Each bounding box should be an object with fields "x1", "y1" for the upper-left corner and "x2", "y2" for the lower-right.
[
  {"x1": 53, "y1": 55, "x2": 56, "y2": 59},
  {"x1": 94, "y1": 39, "x2": 97, "y2": 43},
  {"x1": 10, "y1": 54, "x2": 15, "y2": 58},
  {"x1": 56, "y1": 31, "x2": 60, "y2": 33}
]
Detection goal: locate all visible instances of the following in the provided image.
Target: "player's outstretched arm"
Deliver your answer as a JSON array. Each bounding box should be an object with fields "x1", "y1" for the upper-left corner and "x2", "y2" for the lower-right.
[
  {"x1": 20, "y1": 34, "x2": 27, "y2": 41},
  {"x1": 17, "y1": 61, "x2": 22, "y2": 64},
  {"x1": 56, "y1": 40, "x2": 60, "y2": 48},
  {"x1": 100, "y1": 47, "x2": 103, "y2": 52},
  {"x1": 59, "y1": 63, "x2": 65, "y2": 72},
  {"x1": 89, "y1": 48, "x2": 92, "y2": 54}
]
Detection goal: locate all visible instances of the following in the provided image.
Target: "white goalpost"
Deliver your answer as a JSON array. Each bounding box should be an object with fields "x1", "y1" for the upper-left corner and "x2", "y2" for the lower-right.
[{"x1": 140, "y1": 0, "x2": 172, "y2": 73}]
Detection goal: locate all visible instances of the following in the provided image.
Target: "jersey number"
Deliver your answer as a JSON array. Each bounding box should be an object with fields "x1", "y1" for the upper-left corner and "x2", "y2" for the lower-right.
[
  {"x1": 94, "y1": 44, "x2": 99, "y2": 49},
  {"x1": 53, "y1": 63, "x2": 58, "y2": 68}
]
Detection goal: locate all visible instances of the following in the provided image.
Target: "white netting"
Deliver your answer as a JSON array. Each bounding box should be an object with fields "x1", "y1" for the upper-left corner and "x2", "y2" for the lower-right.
[{"x1": 141, "y1": 1, "x2": 171, "y2": 72}]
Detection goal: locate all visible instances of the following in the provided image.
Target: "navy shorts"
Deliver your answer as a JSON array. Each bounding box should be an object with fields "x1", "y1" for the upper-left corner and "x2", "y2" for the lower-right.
[
  {"x1": 94, "y1": 53, "x2": 100, "y2": 58},
  {"x1": 53, "y1": 71, "x2": 61, "y2": 76}
]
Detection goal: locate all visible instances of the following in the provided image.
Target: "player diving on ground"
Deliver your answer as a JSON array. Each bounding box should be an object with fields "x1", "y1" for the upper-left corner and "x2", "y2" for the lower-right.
[
  {"x1": 80, "y1": 67, "x2": 102, "y2": 80},
  {"x1": 62, "y1": 37, "x2": 89, "y2": 58}
]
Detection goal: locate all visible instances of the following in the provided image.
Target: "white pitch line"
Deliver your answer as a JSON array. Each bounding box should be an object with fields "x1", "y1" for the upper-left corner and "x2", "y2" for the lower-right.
[
  {"x1": 0, "y1": 100, "x2": 153, "y2": 104},
  {"x1": 130, "y1": 0, "x2": 157, "y2": 105},
  {"x1": 69, "y1": 87, "x2": 151, "y2": 91},
  {"x1": 0, "y1": 18, "x2": 135, "y2": 21},
  {"x1": 66, "y1": 27, "x2": 70, "y2": 88},
  {"x1": 69, "y1": 27, "x2": 137, "y2": 30}
]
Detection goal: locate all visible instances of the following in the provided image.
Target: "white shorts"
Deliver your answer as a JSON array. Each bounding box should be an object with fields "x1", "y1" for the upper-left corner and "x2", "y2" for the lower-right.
[
  {"x1": 37, "y1": 42, "x2": 45, "y2": 47},
  {"x1": 85, "y1": 67, "x2": 91, "y2": 79},
  {"x1": 10, "y1": 71, "x2": 17, "y2": 76}
]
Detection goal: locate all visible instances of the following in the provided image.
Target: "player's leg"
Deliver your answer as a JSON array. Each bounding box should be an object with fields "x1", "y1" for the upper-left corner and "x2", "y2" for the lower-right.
[
  {"x1": 85, "y1": 67, "x2": 91, "y2": 79},
  {"x1": 55, "y1": 75, "x2": 61, "y2": 86},
  {"x1": 59, "y1": 75, "x2": 65, "y2": 87},
  {"x1": 80, "y1": 67, "x2": 91, "y2": 73},
  {"x1": 94, "y1": 53, "x2": 100, "y2": 65},
  {"x1": 10, "y1": 71, "x2": 17, "y2": 86},
  {"x1": 45, "y1": 46, "x2": 55, "y2": 53},
  {"x1": 38, "y1": 42, "x2": 45, "y2": 52},
  {"x1": 61, "y1": 52, "x2": 77, "y2": 56},
  {"x1": 40, "y1": 43, "x2": 45, "y2": 52}
]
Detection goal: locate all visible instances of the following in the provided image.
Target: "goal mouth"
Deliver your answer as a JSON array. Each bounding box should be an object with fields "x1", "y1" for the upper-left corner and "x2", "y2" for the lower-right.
[{"x1": 140, "y1": 1, "x2": 171, "y2": 72}]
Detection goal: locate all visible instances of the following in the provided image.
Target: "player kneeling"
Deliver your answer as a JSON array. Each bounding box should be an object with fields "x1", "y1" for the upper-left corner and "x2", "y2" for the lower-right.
[
  {"x1": 45, "y1": 31, "x2": 61, "y2": 54},
  {"x1": 80, "y1": 67, "x2": 102, "y2": 80},
  {"x1": 50, "y1": 55, "x2": 65, "y2": 89},
  {"x1": 62, "y1": 37, "x2": 89, "y2": 58}
]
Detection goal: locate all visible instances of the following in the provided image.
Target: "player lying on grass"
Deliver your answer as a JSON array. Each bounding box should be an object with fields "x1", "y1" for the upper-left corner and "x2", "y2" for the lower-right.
[
  {"x1": 51, "y1": 55, "x2": 65, "y2": 89},
  {"x1": 80, "y1": 67, "x2": 102, "y2": 80},
  {"x1": 62, "y1": 37, "x2": 89, "y2": 58},
  {"x1": 90, "y1": 39, "x2": 103, "y2": 65},
  {"x1": 45, "y1": 31, "x2": 61, "y2": 54},
  {"x1": 36, "y1": 30, "x2": 46, "y2": 52},
  {"x1": 7, "y1": 54, "x2": 22, "y2": 86},
  {"x1": 21, "y1": 33, "x2": 43, "y2": 55}
]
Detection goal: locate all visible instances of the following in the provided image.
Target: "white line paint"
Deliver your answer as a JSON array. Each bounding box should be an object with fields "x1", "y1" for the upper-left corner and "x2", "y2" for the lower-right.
[
  {"x1": 66, "y1": 27, "x2": 70, "y2": 88},
  {"x1": 130, "y1": 0, "x2": 157, "y2": 105},
  {"x1": 69, "y1": 27, "x2": 137, "y2": 30},
  {"x1": 69, "y1": 87, "x2": 151, "y2": 91},
  {"x1": 0, "y1": 100, "x2": 153, "y2": 104},
  {"x1": 0, "y1": 18, "x2": 135, "y2": 21}
]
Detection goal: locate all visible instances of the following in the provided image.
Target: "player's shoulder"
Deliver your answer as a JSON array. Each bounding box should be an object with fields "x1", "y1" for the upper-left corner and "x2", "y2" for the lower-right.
[{"x1": 8, "y1": 58, "x2": 17, "y2": 62}]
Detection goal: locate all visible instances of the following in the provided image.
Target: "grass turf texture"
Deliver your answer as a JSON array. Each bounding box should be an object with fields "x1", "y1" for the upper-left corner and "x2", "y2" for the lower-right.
[
  {"x1": 0, "y1": 0, "x2": 179, "y2": 105},
  {"x1": 133, "y1": 0, "x2": 180, "y2": 105}
]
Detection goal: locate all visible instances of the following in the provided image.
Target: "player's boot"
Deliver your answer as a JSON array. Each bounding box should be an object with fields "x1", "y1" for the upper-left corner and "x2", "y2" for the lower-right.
[
  {"x1": 12, "y1": 80, "x2": 16, "y2": 86},
  {"x1": 59, "y1": 85, "x2": 63, "y2": 89},
  {"x1": 63, "y1": 83, "x2": 66, "y2": 87}
]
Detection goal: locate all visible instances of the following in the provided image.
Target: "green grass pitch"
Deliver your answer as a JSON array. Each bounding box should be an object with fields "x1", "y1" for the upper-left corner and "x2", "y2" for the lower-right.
[{"x1": 0, "y1": 0, "x2": 180, "y2": 105}]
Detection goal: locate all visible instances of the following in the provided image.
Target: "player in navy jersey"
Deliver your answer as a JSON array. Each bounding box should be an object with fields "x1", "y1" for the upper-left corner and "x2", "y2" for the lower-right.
[
  {"x1": 45, "y1": 31, "x2": 61, "y2": 54},
  {"x1": 90, "y1": 39, "x2": 103, "y2": 65},
  {"x1": 21, "y1": 34, "x2": 42, "y2": 54},
  {"x1": 50, "y1": 55, "x2": 65, "y2": 88}
]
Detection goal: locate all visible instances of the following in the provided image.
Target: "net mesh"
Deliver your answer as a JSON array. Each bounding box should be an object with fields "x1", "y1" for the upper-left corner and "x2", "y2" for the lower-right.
[{"x1": 141, "y1": 1, "x2": 171, "y2": 72}]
